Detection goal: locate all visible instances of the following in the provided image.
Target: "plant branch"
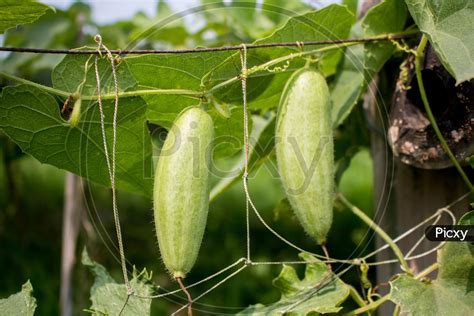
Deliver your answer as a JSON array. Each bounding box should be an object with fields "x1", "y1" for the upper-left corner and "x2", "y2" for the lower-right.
[
  {"x1": 0, "y1": 32, "x2": 418, "y2": 55},
  {"x1": 350, "y1": 262, "x2": 439, "y2": 314},
  {"x1": 414, "y1": 35, "x2": 474, "y2": 192},
  {"x1": 0, "y1": 71, "x2": 70, "y2": 98},
  {"x1": 351, "y1": 295, "x2": 390, "y2": 315},
  {"x1": 0, "y1": 71, "x2": 202, "y2": 100},
  {"x1": 348, "y1": 285, "x2": 368, "y2": 308},
  {"x1": 337, "y1": 193, "x2": 411, "y2": 274},
  {"x1": 207, "y1": 41, "x2": 362, "y2": 95}
]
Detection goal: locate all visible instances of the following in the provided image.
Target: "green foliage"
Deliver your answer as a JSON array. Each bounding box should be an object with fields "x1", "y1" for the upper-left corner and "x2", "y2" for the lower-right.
[
  {"x1": 0, "y1": 0, "x2": 52, "y2": 34},
  {"x1": 362, "y1": 0, "x2": 407, "y2": 77},
  {"x1": 339, "y1": 148, "x2": 374, "y2": 214},
  {"x1": 52, "y1": 55, "x2": 137, "y2": 95},
  {"x1": 406, "y1": 0, "x2": 474, "y2": 84},
  {"x1": 467, "y1": 155, "x2": 474, "y2": 169},
  {"x1": 390, "y1": 212, "x2": 474, "y2": 315},
  {"x1": 0, "y1": 85, "x2": 153, "y2": 196},
  {"x1": 82, "y1": 249, "x2": 155, "y2": 316},
  {"x1": 0, "y1": 281, "x2": 37, "y2": 316},
  {"x1": 240, "y1": 253, "x2": 350, "y2": 315},
  {"x1": 331, "y1": 0, "x2": 407, "y2": 126},
  {"x1": 211, "y1": 4, "x2": 355, "y2": 110}
]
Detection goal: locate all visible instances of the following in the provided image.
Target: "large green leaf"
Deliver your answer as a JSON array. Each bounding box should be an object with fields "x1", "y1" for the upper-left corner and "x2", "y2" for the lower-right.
[
  {"x1": 126, "y1": 52, "x2": 247, "y2": 159},
  {"x1": 239, "y1": 253, "x2": 350, "y2": 315},
  {"x1": 406, "y1": 0, "x2": 474, "y2": 84},
  {"x1": 82, "y1": 249, "x2": 155, "y2": 316},
  {"x1": 390, "y1": 211, "x2": 474, "y2": 315},
  {"x1": 331, "y1": 0, "x2": 407, "y2": 126},
  {"x1": 0, "y1": 85, "x2": 153, "y2": 196},
  {"x1": 362, "y1": 0, "x2": 407, "y2": 77},
  {"x1": 0, "y1": 0, "x2": 52, "y2": 34},
  {"x1": 210, "y1": 4, "x2": 355, "y2": 111},
  {"x1": 0, "y1": 281, "x2": 37, "y2": 316}
]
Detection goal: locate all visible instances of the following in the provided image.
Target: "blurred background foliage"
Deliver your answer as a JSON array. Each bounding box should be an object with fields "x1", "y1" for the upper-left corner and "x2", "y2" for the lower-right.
[{"x1": 0, "y1": 1, "x2": 375, "y2": 315}]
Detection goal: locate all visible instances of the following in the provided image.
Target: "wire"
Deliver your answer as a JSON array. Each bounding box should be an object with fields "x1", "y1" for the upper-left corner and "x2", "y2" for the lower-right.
[{"x1": 0, "y1": 34, "x2": 416, "y2": 55}]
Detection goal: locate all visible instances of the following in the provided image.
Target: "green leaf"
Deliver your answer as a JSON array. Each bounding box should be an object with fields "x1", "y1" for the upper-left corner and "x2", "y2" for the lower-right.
[
  {"x1": 0, "y1": 85, "x2": 153, "y2": 196},
  {"x1": 390, "y1": 216, "x2": 474, "y2": 315},
  {"x1": 406, "y1": 0, "x2": 474, "y2": 84},
  {"x1": 467, "y1": 155, "x2": 474, "y2": 169},
  {"x1": 2, "y1": 5, "x2": 91, "y2": 74},
  {"x1": 210, "y1": 4, "x2": 355, "y2": 110},
  {"x1": 126, "y1": 52, "x2": 245, "y2": 159},
  {"x1": 343, "y1": 0, "x2": 358, "y2": 15},
  {"x1": 82, "y1": 249, "x2": 155, "y2": 316},
  {"x1": 362, "y1": 0, "x2": 407, "y2": 77},
  {"x1": 239, "y1": 253, "x2": 350, "y2": 315},
  {"x1": 52, "y1": 55, "x2": 137, "y2": 95},
  {"x1": 459, "y1": 211, "x2": 474, "y2": 225},
  {"x1": 332, "y1": 0, "x2": 407, "y2": 126},
  {"x1": 330, "y1": 24, "x2": 365, "y2": 126},
  {"x1": 210, "y1": 114, "x2": 275, "y2": 202},
  {"x1": 0, "y1": 0, "x2": 53, "y2": 34},
  {"x1": 210, "y1": 105, "x2": 248, "y2": 159},
  {"x1": 0, "y1": 281, "x2": 37, "y2": 316},
  {"x1": 126, "y1": 51, "x2": 233, "y2": 126}
]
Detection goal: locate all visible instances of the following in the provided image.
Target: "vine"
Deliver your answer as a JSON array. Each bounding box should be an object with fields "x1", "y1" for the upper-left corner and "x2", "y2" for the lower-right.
[{"x1": 414, "y1": 35, "x2": 474, "y2": 193}]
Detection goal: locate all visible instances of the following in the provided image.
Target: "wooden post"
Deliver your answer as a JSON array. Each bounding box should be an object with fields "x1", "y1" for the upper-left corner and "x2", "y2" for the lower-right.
[{"x1": 366, "y1": 77, "x2": 470, "y2": 315}]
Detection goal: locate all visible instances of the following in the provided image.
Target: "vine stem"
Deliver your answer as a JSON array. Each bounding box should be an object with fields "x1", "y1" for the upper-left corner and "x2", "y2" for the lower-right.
[
  {"x1": 176, "y1": 277, "x2": 193, "y2": 316},
  {"x1": 414, "y1": 35, "x2": 474, "y2": 193},
  {"x1": 350, "y1": 262, "x2": 439, "y2": 314},
  {"x1": 337, "y1": 193, "x2": 411, "y2": 274},
  {"x1": 0, "y1": 71, "x2": 201, "y2": 100},
  {"x1": 348, "y1": 285, "x2": 368, "y2": 308}
]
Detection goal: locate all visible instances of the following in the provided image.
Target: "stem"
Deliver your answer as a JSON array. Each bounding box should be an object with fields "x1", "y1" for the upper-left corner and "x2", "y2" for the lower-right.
[
  {"x1": 351, "y1": 295, "x2": 390, "y2": 315},
  {"x1": 348, "y1": 285, "x2": 367, "y2": 308},
  {"x1": 337, "y1": 193, "x2": 411, "y2": 274},
  {"x1": 393, "y1": 304, "x2": 401, "y2": 316},
  {"x1": 414, "y1": 35, "x2": 474, "y2": 192},
  {"x1": 349, "y1": 262, "x2": 439, "y2": 315},
  {"x1": 0, "y1": 71, "x2": 202, "y2": 100},
  {"x1": 82, "y1": 89, "x2": 201, "y2": 100},
  {"x1": 207, "y1": 41, "x2": 358, "y2": 95},
  {"x1": 207, "y1": 30, "x2": 419, "y2": 96},
  {"x1": 415, "y1": 262, "x2": 438, "y2": 279},
  {"x1": 0, "y1": 71, "x2": 70, "y2": 98},
  {"x1": 176, "y1": 277, "x2": 193, "y2": 316}
]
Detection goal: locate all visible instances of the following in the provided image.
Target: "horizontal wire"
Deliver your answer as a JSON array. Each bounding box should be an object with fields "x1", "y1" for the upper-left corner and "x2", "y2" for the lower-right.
[{"x1": 0, "y1": 34, "x2": 415, "y2": 55}]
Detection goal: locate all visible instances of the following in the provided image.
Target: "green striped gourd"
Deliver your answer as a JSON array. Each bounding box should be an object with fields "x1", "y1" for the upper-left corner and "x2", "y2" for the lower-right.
[
  {"x1": 275, "y1": 68, "x2": 334, "y2": 245},
  {"x1": 153, "y1": 107, "x2": 214, "y2": 278}
]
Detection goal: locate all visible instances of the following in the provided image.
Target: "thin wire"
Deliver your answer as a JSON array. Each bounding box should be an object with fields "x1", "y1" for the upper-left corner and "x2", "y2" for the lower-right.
[
  {"x1": 240, "y1": 44, "x2": 251, "y2": 263},
  {"x1": 236, "y1": 43, "x2": 350, "y2": 263},
  {"x1": 134, "y1": 258, "x2": 247, "y2": 299},
  {"x1": 362, "y1": 204, "x2": 459, "y2": 261},
  {"x1": 171, "y1": 265, "x2": 248, "y2": 315},
  {"x1": 0, "y1": 34, "x2": 416, "y2": 55},
  {"x1": 93, "y1": 35, "x2": 132, "y2": 297},
  {"x1": 404, "y1": 214, "x2": 441, "y2": 259}
]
